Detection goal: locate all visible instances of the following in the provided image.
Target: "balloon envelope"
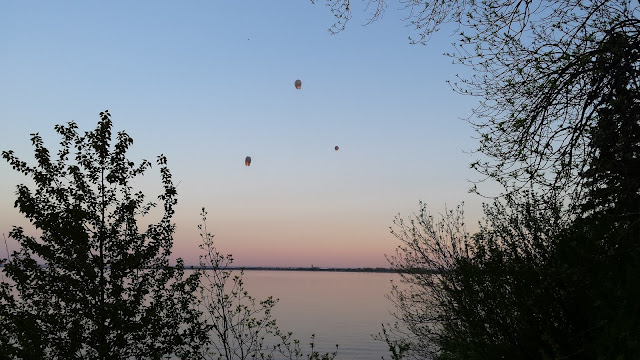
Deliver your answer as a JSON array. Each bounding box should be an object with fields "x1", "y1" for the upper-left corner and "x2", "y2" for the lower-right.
[
  {"x1": 245, "y1": 156, "x2": 251, "y2": 166},
  {"x1": 294, "y1": 79, "x2": 302, "y2": 89},
  {"x1": 334, "y1": 146, "x2": 339, "y2": 151}
]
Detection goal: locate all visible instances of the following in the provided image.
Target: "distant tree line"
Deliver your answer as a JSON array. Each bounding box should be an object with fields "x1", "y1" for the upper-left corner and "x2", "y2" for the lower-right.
[{"x1": 192, "y1": 266, "x2": 412, "y2": 273}]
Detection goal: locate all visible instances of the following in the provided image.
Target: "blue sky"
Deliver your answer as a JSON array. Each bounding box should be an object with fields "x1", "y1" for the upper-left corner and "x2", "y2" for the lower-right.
[{"x1": 1, "y1": 0, "x2": 490, "y2": 267}]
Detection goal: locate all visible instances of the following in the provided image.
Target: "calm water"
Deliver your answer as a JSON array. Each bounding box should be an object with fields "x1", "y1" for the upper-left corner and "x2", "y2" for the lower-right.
[
  {"x1": 2, "y1": 268, "x2": 401, "y2": 359},
  {"x1": 226, "y1": 270, "x2": 400, "y2": 360}
]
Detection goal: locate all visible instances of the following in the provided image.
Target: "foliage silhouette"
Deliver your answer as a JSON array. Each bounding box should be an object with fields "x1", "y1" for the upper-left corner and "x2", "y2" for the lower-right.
[
  {"x1": 380, "y1": 26, "x2": 639, "y2": 360},
  {"x1": 554, "y1": 28, "x2": 640, "y2": 358},
  {"x1": 318, "y1": 1, "x2": 640, "y2": 358},
  {"x1": 0, "y1": 111, "x2": 204, "y2": 359},
  {"x1": 319, "y1": 0, "x2": 639, "y2": 197}
]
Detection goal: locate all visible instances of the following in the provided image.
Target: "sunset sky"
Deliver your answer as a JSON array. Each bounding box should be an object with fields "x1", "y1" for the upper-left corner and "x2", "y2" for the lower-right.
[{"x1": 0, "y1": 1, "x2": 493, "y2": 267}]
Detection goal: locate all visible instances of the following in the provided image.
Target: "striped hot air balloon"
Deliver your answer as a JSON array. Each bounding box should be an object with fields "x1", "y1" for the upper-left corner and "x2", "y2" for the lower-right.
[{"x1": 245, "y1": 156, "x2": 251, "y2": 166}]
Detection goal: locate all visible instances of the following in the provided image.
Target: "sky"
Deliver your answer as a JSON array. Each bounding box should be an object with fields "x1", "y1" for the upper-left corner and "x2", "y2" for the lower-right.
[{"x1": 0, "y1": 0, "x2": 492, "y2": 268}]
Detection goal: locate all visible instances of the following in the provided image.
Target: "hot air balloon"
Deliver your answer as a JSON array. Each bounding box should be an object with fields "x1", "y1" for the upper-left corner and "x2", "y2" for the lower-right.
[
  {"x1": 294, "y1": 79, "x2": 302, "y2": 90},
  {"x1": 245, "y1": 156, "x2": 251, "y2": 166},
  {"x1": 334, "y1": 146, "x2": 339, "y2": 151}
]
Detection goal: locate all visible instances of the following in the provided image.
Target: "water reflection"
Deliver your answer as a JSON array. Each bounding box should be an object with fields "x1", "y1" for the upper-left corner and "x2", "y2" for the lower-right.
[{"x1": 234, "y1": 270, "x2": 400, "y2": 360}]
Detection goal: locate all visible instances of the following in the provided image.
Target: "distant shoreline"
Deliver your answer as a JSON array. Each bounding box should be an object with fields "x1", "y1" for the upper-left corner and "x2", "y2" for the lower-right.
[
  {"x1": 187, "y1": 266, "x2": 398, "y2": 273},
  {"x1": 1, "y1": 264, "x2": 435, "y2": 274},
  {"x1": 187, "y1": 266, "x2": 438, "y2": 274}
]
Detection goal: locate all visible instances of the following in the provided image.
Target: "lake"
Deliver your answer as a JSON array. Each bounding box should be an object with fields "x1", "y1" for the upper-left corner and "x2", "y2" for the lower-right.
[
  {"x1": 217, "y1": 270, "x2": 401, "y2": 360},
  {"x1": 1, "y1": 268, "x2": 402, "y2": 359}
]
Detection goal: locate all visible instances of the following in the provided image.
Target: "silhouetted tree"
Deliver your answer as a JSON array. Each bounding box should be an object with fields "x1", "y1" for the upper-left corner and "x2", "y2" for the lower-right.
[
  {"x1": 384, "y1": 193, "x2": 578, "y2": 359},
  {"x1": 319, "y1": 0, "x2": 639, "y2": 197},
  {"x1": 382, "y1": 26, "x2": 640, "y2": 360},
  {"x1": 554, "y1": 28, "x2": 640, "y2": 358},
  {"x1": 0, "y1": 111, "x2": 205, "y2": 359},
  {"x1": 385, "y1": 191, "x2": 638, "y2": 359},
  {"x1": 319, "y1": 1, "x2": 640, "y2": 359},
  {"x1": 578, "y1": 29, "x2": 640, "y2": 219}
]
